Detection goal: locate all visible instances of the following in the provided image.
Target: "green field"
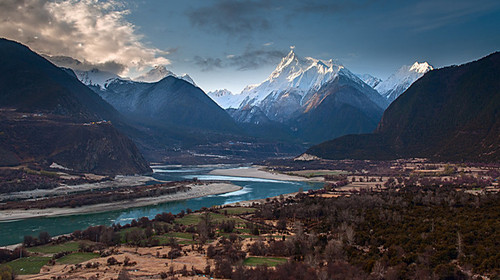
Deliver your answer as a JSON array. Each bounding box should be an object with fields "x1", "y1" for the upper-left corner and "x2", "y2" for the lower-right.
[
  {"x1": 156, "y1": 232, "x2": 197, "y2": 245},
  {"x1": 27, "y1": 241, "x2": 80, "y2": 254},
  {"x1": 222, "y1": 207, "x2": 256, "y2": 215},
  {"x1": 175, "y1": 213, "x2": 242, "y2": 226},
  {"x1": 165, "y1": 232, "x2": 194, "y2": 239},
  {"x1": 5, "y1": 256, "x2": 51, "y2": 275},
  {"x1": 243, "y1": 257, "x2": 288, "y2": 267},
  {"x1": 56, "y1": 252, "x2": 100, "y2": 264}
]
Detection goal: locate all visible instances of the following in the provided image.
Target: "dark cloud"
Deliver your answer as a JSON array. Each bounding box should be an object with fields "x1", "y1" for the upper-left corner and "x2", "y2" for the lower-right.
[
  {"x1": 295, "y1": 0, "x2": 375, "y2": 14},
  {"x1": 193, "y1": 56, "x2": 224, "y2": 71},
  {"x1": 228, "y1": 49, "x2": 287, "y2": 70},
  {"x1": 186, "y1": 0, "x2": 274, "y2": 34},
  {"x1": 43, "y1": 55, "x2": 126, "y2": 74},
  {"x1": 186, "y1": 0, "x2": 374, "y2": 35},
  {"x1": 193, "y1": 48, "x2": 286, "y2": 71}
]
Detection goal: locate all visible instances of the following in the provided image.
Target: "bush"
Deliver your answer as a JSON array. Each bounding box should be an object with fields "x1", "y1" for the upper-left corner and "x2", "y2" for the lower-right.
[{"x1": 0, "y1": 265, "x2": 14, "y2": 280}]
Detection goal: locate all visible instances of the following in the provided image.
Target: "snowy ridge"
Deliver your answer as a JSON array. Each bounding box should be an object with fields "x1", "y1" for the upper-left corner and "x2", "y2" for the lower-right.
[
  {"x1": 375, "y1": 62, "x2": 433, "y2": 102},
  {"x1": 73, "y1": 68, "x2": 120, "y2": 89},
  {"x1": 179, "y1": 74, "x2": 196, "y2": 86},
  {"x1": 134, "y1": 65, "x2": 196, "y2": 86},
  {"x1": 357, "y1": 74, "x2": 382, "y2": 88},
  {"x1": 207, "y1": 89, "x2": 247, "y2": 109},
  {"x1": 134, "y1": 65, "x2": 174, "y2": 82}
]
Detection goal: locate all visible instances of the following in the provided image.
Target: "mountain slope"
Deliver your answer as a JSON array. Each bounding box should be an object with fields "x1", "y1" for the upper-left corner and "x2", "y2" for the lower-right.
[
  {"x1": 292, "y1": 74, "x2": 384, "y2": 143},
  {"x1": 0, "y1": 39, "x2": 123, "y2": 123},
  {"x1": 0, "y1": 38, "x2": 151, "y2": 174},
  {"x1": 375, "y1": 62, "x2": 433, "y2": 103},
  {"x1": 307, "y1": 52, "x2": 500, "y2": 162},
  {"x1": 357, "y1": 74, "x2": 382, "y2": 88}
]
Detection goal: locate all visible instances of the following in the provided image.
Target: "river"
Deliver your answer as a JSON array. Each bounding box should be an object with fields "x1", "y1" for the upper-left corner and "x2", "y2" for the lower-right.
[{"x1": 0, "y1": 165, "x2": 322, "y2": 246}]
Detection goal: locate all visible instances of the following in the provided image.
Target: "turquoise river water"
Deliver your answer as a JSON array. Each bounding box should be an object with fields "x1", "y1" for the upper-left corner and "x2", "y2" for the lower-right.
[{"x1": 0, "y1": 165, "x2": 322, "y2": 246}]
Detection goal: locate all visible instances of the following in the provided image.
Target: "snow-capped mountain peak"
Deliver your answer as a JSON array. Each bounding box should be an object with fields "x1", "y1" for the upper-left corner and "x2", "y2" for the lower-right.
[
  {"x1": 73, "y1": 68, "x2": 120, "y2": 89},
  {"x1": 132, "y1": 65, "x2": 196, "y2": 86},
  {"x1": 134, "y1": 65, "x2": 174, "y2": 83},
  {"x1": 239, "y1": 49, "x2": 346, "y2": 109},
  {"x1": 208, "y1": 89, "x2": 232, "y2": 98},
  {"x1": 409, "y1": 61, "x2": 433, "y2": 74},
  {"x1": 207, "y1": 89, "x2": 247, "y2": 109},
  {"x1": 375, "y1": 61, "x2": 433, "y2": 103}
]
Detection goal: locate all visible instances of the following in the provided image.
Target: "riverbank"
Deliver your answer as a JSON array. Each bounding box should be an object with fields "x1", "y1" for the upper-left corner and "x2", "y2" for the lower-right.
[
  {"x1": 0, "y1": 183, "x2": 241, "y2": 222},
  {"x1": 209, "y1": 166, "x2": 324, "y2": 182},
  {"x1": 0, "y1": 175, "x2": 164, "y2": 202}
]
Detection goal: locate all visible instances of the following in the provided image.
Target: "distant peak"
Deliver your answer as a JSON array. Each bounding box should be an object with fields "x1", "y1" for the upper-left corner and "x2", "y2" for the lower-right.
[
  {"x1": 134, "y1": 65, "x2": 175, "y2": 83},
  {"x1": 285, "y1": 48, "x2": 297, "y2": 60},
  {"x1": 409, "y1": 62, "x2": 433, "y2": 73},
  {"x1": 152, "y1": 65, "x2": 171, "y2": 74}
]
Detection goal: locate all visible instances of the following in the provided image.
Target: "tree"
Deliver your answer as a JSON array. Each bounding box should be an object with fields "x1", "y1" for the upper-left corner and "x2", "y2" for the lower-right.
[
  {"x1": 117, "y1": 269, "x2": 131, "y2": 280},
  {"x1": 277, "y1": 219, "x2": 287, "y2": 232},
  {"x1": 23, "y1": 235, "x2": 36, "y2": 247},
  {"x1": 214, "y1": 257, "x2": 232, "y2": 279},
  {"x1": 198, "y1": 213, "x2": 214, "y2": 244},
  {"x1": 38, "y1": 231, "x2": 51, "y2": 245}
]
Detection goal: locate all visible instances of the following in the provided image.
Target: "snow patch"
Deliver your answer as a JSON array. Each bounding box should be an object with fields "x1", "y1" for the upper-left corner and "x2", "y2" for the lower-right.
[
  {"x1": 294, "y1": 153, "x2": 320, "y2": 161},
  {"x1": 50, "y1": 162, "x2": 72, "y2": 171}
]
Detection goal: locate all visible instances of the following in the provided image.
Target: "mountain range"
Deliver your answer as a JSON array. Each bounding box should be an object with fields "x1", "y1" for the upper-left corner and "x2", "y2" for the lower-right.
[
  {"x1": 69, "y1": 49, "x2": 434, "y2": 147},
  {"x1": 3, "y1": 37, "x2": 495, "y2": 168},
  {"x1": 307, "y1": 52, "x2": 500, "y2": 162}
]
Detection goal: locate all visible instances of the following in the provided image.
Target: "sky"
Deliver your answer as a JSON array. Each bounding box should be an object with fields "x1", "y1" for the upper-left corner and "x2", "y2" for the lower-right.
[{"x1": 1, "y1": 0, "x2": 499, "y2": 93}]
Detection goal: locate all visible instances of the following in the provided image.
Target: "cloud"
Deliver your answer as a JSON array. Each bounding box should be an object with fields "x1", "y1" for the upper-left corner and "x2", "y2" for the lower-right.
[
  {"x1": 293, "y1": 0, "x2": 373, "y2": 14},
  {"x1": 42, "y1": 55, "x2": 126, "y2": 74},
  {"x1": 193, "y1": 56, "x2": 223, "y2": 71},
  {"x1": 0, "y1": 0, "x2": 170, "y2": 75},
  {"x1": 193, "y1": 47, "x2": 286, "y2": 71},
  {"x1": 186, "y1": 0, "x2": 275, "y2": 35},
  {"x1": 408, "y1": 0, "x2": 500, "y2": 31},
  {"x1": 228, "y1": 48, "x2": 287, "y2": 70},
  {"x1": 186, "y1": 0, "x2": 373, "y2": 36}
]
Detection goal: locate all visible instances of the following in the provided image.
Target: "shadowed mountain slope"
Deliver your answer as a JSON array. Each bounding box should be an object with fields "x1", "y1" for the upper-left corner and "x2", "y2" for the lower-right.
[{"x1": 0, "y1": 39, "x2": 151, "y2": 174}]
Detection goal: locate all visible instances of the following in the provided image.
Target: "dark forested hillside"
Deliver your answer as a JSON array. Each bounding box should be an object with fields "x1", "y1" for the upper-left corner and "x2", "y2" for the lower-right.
[
  {"x1": 307, "y1": 52, "x2": 500, "y2": 162},
  {"x1": 0, "y1": 39, "x2": 151, "y2": 174}
]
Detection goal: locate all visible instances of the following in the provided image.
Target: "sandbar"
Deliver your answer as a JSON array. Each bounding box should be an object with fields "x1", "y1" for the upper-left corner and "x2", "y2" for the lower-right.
[{"x1": 209, "y1": 166, "x2": 324, "y2": 182}]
